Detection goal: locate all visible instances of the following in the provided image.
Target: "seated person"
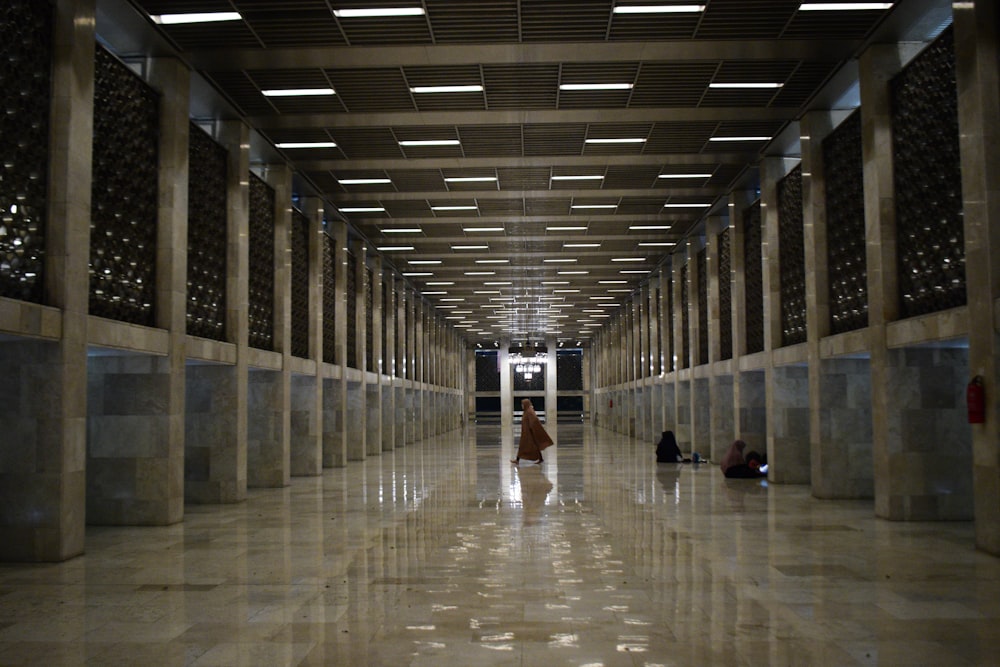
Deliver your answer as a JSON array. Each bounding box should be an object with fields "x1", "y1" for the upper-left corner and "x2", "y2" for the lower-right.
[
  {"x1": 655, "y1": 430, "x2": 690, "y2": 463},
  {"x1": 720, "y1": 440, "x2": 767, "y2": 478}
]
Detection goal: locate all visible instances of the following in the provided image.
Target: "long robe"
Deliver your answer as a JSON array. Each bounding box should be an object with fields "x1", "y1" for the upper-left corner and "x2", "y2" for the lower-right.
[{"x1": 516, "y1": 407, "x2": 553, "y2": 461}]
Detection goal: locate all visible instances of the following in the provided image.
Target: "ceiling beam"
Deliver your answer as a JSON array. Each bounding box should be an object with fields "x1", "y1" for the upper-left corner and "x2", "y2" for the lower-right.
[{"x1": 185, "y1": 40, "x2": 857, "y2": 70}]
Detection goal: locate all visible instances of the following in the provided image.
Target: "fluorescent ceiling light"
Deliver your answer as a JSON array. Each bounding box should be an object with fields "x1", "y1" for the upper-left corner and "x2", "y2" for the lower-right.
[
  {"x1": 474, "y1": 290, "x2": 502, "y2": 294},
  {"x1": 340, "y1": 178, "x2": 391, "y2": 185},
  {"x1": 340, "y1": 207, "x2": 385, "y2": 213},
  {"x1": 544, "y1": 259, "x2": 577, "y2": 263},
  {"x1": 590, "y1": 296, "x2": 615, "y2": 300},
  {"x1": 151, "y1": 12, "x2": 242, "y2": 24},
  {"x1": 664, "y1": 203, "x2": 711, "y2": 208},
  {"x1": 277, "y1": 142, "x2": 337, "y2": 149},
  {"x1": 407, "y1": 260, "x2": 441, "y2": 265},
  {"x1": 638, "y1": 242, "x2": 676, "y2": 247},
  {"x1": 613, "y1": 4, "x2": 705, "y2": 13},
  {"x1": 334, "y1": 7, "x2": 426, "y2": 18},
  {"x1": 542, "y1": 281, "x2": 570, "y2": 285},
  {"x1": 563, "y1": 243, "x2": 601, "y2": 248},
  {"x1": 445, "y1": 176, "x2": 496, "y2": 183},
  {"x1": 463, "y1": 227, "x2": 504, "y2": 232},
  {"x1": 411, "y1": 85, "x2": 483, "y2": 94},
  {"x1": 553, "y1": 289, "x2": 581, "y2": 294},
  {"x1": 547, "y1": 226, "x2": 588, "y2": 231},
  {"x1": 708, "y1": 136, "x2": 772, "y2": 142},
  {"x1": 399, "y1": 139, "x2": 460, "y2": 146},
  {"x1": 423, "y1": 291, "x2": 448, "y2": 295},
  {"x1": 426, "y1": 281, "x2": 454, "y2": 286},
  {"x1": 435, "y1": 304, "x2": 457, "y2": 309},
  {"x1": 465, "y1": 271, "x2": 496, "y2": 276},
  {"x1": 452, "y1": 245, "x2": 488, "y2": 250},
  {"x1": 599, "y1": 280, "x2": 628, "y2": 284},
  {"x1": 558, "y1": 270, "x2": 589, "y2": 275},
  {"x1": 612, "y1": 257, "x2": 646, "y2": 262},
  {"x1": 380, "y1": 227, "x2": 422, "y2": 233},
  {"x1": 630, "y1": 225, "x2": 672, "y2": 230},
  {"x1": 560, "y1": 83, "x2": 633, "y2": 91},
  {"x1": 262, "y1": 88, "x2": 335, "y2": 97},
  {"x1": 377, "y1": 246, "x2": 414, "y2": 251},
  {"x1": 607, "y1": 289, "x2": 632, "y2": 293},
  {"x1": 440, "y1": 298, "x2": 465, "y2": 302},
  {"x1": 584, "y1": 138, "x2": 646, "y2": 144},
  {"x1": 551, "y1": 175, "x2": 604, "y2": 181},
  {"x1": 571, "y1": 204, "x2": 617, "y2": 209},
  {"x1": 619, "y1": 270, "x2": 649, "y2": 274},
  {"x1": 484, "y1": 281, "x2": 512, "y2": 285},
  {"x1": 658, "y1": 173, "x2": 712, "y2": 179},
  {"x1": 402, "y1": 272, "x2": 432, "y2": 276},
  {"x1": 432, "y1": 205, "x2": 477, "y2": 211},
  {"x1": 709, "y1": 82, "x2": 783, "y2": 89},
  {"x1": 475, "y1": 259, "x2": 509, "y2": 264},
  {"x1": 798, "y1": 2, "x2": 892, "y2": 9}
]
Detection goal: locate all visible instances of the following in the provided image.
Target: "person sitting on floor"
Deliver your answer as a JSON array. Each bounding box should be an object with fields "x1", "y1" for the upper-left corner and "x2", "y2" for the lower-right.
[
  {"x1": 720, "y1": 439, "x2": 767, "y2": 478},
  {"x1": 655, "y1": 430, "x2": 690, "y2": 463}
]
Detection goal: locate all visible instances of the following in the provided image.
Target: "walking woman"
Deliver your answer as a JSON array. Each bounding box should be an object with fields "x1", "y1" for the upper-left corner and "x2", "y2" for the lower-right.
[{"x1": 511, "y1": 398, "x2": 553, "y2": 465}]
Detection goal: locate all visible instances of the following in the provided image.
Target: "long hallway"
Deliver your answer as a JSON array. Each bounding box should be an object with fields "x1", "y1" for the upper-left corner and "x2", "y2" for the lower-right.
[{"x1": 2, "y1": 424, "x2": 1000, "y2": 666}]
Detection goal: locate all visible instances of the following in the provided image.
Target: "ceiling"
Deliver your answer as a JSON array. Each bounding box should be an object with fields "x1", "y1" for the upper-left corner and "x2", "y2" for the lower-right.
[{"x1": 101, "y1": 0, "x2": 928, "y2": 347}]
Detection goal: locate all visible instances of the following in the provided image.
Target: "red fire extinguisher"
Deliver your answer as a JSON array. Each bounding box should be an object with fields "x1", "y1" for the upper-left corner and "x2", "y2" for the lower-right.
[{"x1": 968, "y1": 376, "x2": 985, "y2": 424}]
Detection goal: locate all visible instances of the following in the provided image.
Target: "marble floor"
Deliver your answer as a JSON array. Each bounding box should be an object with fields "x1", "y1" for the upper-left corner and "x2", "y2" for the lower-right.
[{"x1": 3, "y1": 424, "x2": 1000, "y2": 666}]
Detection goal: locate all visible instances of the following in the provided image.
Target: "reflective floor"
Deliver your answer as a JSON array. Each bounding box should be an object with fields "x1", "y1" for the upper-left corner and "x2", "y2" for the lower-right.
[{"x1": 3, "y1": 424, "x2": 1000, "y2": 666}]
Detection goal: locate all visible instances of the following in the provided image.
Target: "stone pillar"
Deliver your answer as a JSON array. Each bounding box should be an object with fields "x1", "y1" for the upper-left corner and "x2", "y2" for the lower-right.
[
  {"x1": 366, "y1": 257, "x2": 383, "y2": 455},
  {"x1": 860, "y1": 41, "x2": 929, "y2": 519},
  {"x1": 394, "y1": 284, "x2": 407, "y2": 447},
  {"x1": 657, "y1": 268, "x2": 671, "y2": 432},
  {"x1": 248, "y1": 164, "x2": 292, "y2": 487},
  {"x1": 762, "y1": 156, "x2": 810, "y2": 483},
  {"x1": 381, "y1": 271, "x2": 396, "y2": 451},
  {"x1": 0, "y1": 0, "x2": 93, "y2": 561},
  {"x1": 801, "y1": 109, "x2": 875, "y2": 499},
  {"x1": 346, "y1": 237, "x2": 366, "y2": 461},
  {"x1": 187, "y1": 120, "x2": 249, "y2": 504},
  {"x1": 323, "y1": 217, "x2": 348, "y2": 468},
  {"x1": 954, "y1": 1, "x2": 1000, "y2": 551},
  {"x1": 289, "y1": 198, "x2": 323, "y2": 476},
  {"x1": 87, "y1": 57, "x2": 189, "y2": 525}
]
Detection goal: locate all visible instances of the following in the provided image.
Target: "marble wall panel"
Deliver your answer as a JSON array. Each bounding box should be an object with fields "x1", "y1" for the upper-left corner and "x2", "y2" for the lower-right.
[
  {"x1": 346, "y1": 381, "x2": 365, "y2": 460},
  {"x1": 692, "y1": 378, "x2": 711, "y2": 458},
  {"x1": 290, "y1": 374, "x2": 320, "y2": 476},
  {"x1": 247, "y1": 369, "x2": 287, "y2": 487},
  {"x1": 322, "y1": 377, "x2": 346, "y2": 468},
  {"x1": 709, "y1": 375, "x2": 735, "y2": 462},
  {"x1": 738, "y1": 370, "x2": 767, "y2": 453}
]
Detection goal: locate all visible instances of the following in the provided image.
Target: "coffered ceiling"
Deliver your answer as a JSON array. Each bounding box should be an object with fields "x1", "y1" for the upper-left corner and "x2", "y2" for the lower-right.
[{"x1": 103, "y1": 0, "x2": 924, "y2": 346}]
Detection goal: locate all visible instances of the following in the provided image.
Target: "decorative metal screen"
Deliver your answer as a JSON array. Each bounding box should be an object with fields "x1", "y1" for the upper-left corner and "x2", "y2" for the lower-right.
[
  {"x1": 891, "y1": 27, "x2": 965, "y2": 317},
  {"x1": 744, "y1": 201, "x2": 764, "y2": 354},
  {"x1": 0, "y1": 0, "x2": 51, "y2": 303},
  {"x1": 557, "y1": 349, "x2": 583, "y2": 390},
  {"x1": 778, "y1": 166, "x2": 806, "y2": 346},
  {"x1": 90, "y1": 46, "x2": 158, "y2": 326},
  {"x1": 186, "y1": 124, "x2": 228, "y2": 340},
  {"x1": 823, "y1": 110, "x2": 868, "y2": 334},
  {"x1": 346, "y1": 250, "x2": 357, "y2": 369},
  {"x1": 365, "y1": 268, "x2": 374, "y2": 372},
  {"x1": 248, "y1": 173, "x2": 275, "y2": 350},
  {"x1": 290, "y1": 209, "x2": 309, "y2": 359},
  {"x1": 513, "y1": 363, "x2": 544, "y2": 391},
  {"x1": 680, "y1": 264, "x2": 689, "y2": 369},
  {"x1": 475, "y1": 350, "x2": 500, "y2": 391},
  {"x1": 719, "y1": 228, "x2": 733, "y2": 360},
  {"x1": 322, "y1": 233, "x2": 336, "y2": 364},
  {"x1": 697, "y1": 248, "x2": 708, "y2": 364}
]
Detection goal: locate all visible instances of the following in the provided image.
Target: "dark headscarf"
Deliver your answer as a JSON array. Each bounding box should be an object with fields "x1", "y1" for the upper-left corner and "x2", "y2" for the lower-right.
[{"x1": 656, "y1": 431, "x2": 682, "y2": 463}]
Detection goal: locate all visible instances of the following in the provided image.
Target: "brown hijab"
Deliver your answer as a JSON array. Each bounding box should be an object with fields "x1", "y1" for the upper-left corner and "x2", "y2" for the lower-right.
[{"x1": 720, "y1": 439, "x2": 747, "y2": 474}]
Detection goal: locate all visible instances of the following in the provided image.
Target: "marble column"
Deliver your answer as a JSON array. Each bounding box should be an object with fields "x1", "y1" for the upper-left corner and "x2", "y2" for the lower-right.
[
  {"x1": 86, "y1": 57, "x2": 188, "y2": 526},
  {"x1": 381, "y1": 271, "x2": 396, "y2": 451},
  {"x1": 801, "y1": 109, "x2": 875, "y2": 499},
  {"x1": 346, "y1": 238, "x2": 367, "y2": 461},
  {"x1": 954, "y1": 1, "x2": 1000, "y2": 553},
  {"x1": 323, "y1": 217, "x2": 348, "y2": 468},
  {"x1": 247, "y1": 164, "x2": 292, "y2": 487},
  {"x1": 0, "y1": 0, "x2": 93, "y2": 561}
]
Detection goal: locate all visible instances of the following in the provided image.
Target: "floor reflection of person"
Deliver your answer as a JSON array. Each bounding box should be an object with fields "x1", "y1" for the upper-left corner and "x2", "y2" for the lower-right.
[
  {"x1": 511, "y1": 398, "x2": 554, "y2": 465},
  {"x1": 516, "y1": 465, "x2": 553, "y2": 525}
]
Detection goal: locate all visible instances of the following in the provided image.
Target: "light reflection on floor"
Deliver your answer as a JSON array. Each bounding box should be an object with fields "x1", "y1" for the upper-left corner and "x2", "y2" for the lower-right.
[{"x1": 2, "y1": 424, "x2": 1000, "y2": 665}]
